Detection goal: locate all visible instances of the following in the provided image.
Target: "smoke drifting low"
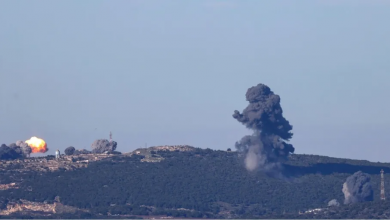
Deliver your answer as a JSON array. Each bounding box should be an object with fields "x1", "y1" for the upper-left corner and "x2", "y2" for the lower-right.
[
  {"x1": 0, "y1": 141, "x2": 32, "y2": 160},
  {"x1": 1, "y1": 136, "x2": 119, "y2": 159},
  {"x1": 233, "y1": 83, "x2": 294, "y2": 172},
  {"x1": 74, "y1": 149, "x2": 92, "y2": 155},
  {"x1": 342, "y1": 171, "x2": 373, "y2": 204},
  {"x1": 328, "y1": 199, "x2": 340, "y2": 207},
  {"x1": 63, "y1": 139, "x2": 118, "y2": 156}
]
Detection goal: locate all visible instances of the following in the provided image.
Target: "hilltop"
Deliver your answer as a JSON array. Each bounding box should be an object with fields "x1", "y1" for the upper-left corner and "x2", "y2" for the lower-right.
[{"x1": 0, "y1": 146, "x2": 389, "y2": 219}]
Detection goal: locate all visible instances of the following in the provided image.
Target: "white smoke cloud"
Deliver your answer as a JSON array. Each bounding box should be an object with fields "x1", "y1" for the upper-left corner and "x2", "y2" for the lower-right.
[
  {"x1": 245, "y1": 149, "x2": 258, "y2": 171},
  {"x1": 342, "y1": 182, "x2": 352, "y2": 204},
  {"x1": 244, "y1": 144, "x2": 267, "y2": 171},
  {"x1": 342, "y1": 171, "x2": 373, "y2": 204}
]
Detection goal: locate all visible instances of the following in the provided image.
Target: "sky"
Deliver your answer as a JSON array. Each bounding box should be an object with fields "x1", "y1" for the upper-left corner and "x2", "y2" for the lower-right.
[{"x1": 0, "y1": 0, "x2": 390, "y2": 162}]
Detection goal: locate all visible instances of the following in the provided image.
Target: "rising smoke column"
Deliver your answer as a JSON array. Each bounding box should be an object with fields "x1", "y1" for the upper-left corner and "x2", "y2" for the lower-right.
[
  {"x1": 342, "y1": 171, "x2": 373, "y2": 204},
  {"x1": 233, "y1": 83, "x2": 294, "y2": 172}
]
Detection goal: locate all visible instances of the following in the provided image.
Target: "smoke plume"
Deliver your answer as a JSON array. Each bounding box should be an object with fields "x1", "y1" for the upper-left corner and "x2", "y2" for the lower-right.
[
  {"x1": 233, "y1": 83, "x2": 294, "y2": 172},
  {"x1": 64, "y1": 146, "x2": 76, "y2": 156},
  {"x1": 15, "y1": 141, "x2": 32, "y2": 156},
  {"x1": 342, "y1": 171, "x2": 373, "y2": 204},
  {"x1": 328, "y1": 199, "x2": 340, "y2": 207},
  {"x1": 74, "y1": 149, "x2": 91, "y2": 155},
  {"x1": 91, "y1": 139, "x2": 117, "y2": 154},
  {"x1": 0, "y1": 142, "x2": 31, "y2": 160}
]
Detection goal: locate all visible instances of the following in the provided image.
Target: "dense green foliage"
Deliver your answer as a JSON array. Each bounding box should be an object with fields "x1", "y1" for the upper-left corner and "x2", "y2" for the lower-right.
[{"x1": 0, "y1": 148, "x2": 390, "y2": 218}]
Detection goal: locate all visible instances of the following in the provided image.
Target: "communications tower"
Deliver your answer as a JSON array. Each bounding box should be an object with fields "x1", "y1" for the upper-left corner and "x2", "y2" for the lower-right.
[{"x1": 381, "y1": 169, "x2": 386, "y2": 200}]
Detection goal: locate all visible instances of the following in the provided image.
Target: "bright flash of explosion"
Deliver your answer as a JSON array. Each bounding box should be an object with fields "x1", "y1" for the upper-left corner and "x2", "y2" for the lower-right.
[{"x1": 25, "y1": 136, "x2": 48, "y2": 153}]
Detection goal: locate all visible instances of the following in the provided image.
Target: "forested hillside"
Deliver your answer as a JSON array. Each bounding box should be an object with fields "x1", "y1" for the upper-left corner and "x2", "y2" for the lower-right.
[{"x1": 0, "y1": 148, "x2": 389, "y2": 218}]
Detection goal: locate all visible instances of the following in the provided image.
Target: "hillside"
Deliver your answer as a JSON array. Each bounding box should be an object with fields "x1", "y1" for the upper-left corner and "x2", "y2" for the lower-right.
[{"x1": 0, "y1": 147, "x2": 389, "y2": 219}]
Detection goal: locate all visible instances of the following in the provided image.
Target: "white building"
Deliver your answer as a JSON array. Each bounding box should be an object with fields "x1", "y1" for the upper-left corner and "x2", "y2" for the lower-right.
[{"x1": 55, "y1": 150, "x2": 60, "y2": 159}]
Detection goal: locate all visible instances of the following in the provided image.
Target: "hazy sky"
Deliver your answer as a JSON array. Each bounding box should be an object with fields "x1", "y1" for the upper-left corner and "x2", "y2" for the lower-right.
[{"x1": 1, "y1": 0, "x2": 389, "y2": 162}]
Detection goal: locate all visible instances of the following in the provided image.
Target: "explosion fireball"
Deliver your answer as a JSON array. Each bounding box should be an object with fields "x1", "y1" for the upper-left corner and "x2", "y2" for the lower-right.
[{"x1": 25, "y1": 137, "x2": 48, "y2": 153}]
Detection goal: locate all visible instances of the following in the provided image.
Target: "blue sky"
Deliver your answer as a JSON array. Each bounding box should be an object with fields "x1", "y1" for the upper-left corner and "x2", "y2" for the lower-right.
[{"x1": 0, "y1": 0, "x2": 389, "y2": 162}]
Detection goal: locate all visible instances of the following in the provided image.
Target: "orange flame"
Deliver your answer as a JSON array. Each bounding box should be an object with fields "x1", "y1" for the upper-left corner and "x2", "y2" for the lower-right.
[{"x1": 25, "y1": 137, "x2": 48, "y2": 153}]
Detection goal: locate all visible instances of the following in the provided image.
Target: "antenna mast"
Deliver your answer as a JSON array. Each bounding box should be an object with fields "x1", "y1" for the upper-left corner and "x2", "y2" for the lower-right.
[{"x1": 381, "y1": 169, "x2": 386, "y2": 200}]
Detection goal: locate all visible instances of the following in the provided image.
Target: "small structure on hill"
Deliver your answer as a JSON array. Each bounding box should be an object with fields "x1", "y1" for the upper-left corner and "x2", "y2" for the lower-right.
[{"x1": 55, "y1": 150, "x2": 60, "y2": 159}]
